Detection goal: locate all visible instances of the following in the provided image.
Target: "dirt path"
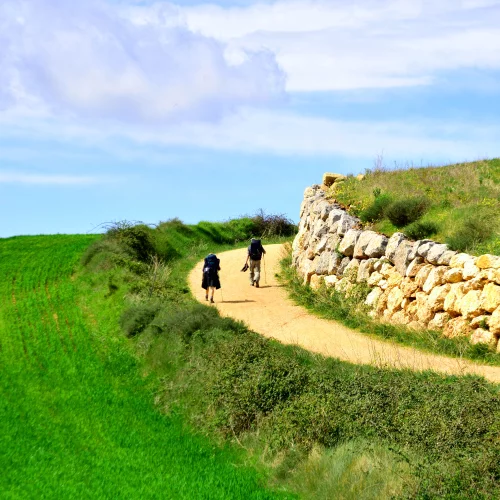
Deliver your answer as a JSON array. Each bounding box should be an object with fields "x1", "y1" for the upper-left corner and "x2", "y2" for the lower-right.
[{"x1": 188, "y1": 244, "x2": 500, "y2": 384}]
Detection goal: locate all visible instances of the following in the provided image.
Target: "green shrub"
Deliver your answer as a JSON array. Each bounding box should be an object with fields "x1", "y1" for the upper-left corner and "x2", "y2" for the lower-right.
[
  {"x1": 403, "y1": 220, "x2": 439, "y2": 240},
  {"x1": 385, "y1": 197, "x2": 430, "y2": 228},
  {"x1": 446, "y1": 212, "x2": 494, "y2": 252},
  {"x1": 119, "y1": 302, "x2": 161, "y2": 337},
  {"x1": 249, "y1": 210, "x2": 297, "y2": 238},
  {"x1": 107, "y1": 222, "x2": 156, "y2": 263},
  {"x1": 359, "y1": 194, "x2": 392, "y2": 223}
]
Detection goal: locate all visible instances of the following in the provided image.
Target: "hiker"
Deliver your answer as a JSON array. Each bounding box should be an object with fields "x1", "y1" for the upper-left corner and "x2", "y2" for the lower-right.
[
  {"x1": 246, "y1": 238, "x2": 266, "y2": 287},
  {"x1": 202, "y1": 253, "x2": 221, "y2": 303}
]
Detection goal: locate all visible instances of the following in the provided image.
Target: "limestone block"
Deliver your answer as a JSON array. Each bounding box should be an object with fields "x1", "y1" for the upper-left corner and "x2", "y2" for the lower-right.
[
  {"x1": 302, "y1": 260, "x2": 316, "y2": 285},
  {"x1": 326, "y1": 234, "x2": 341, "y2": 252},
  {"x1": 401, "y1": 297, "x2": 412, "y2": 310},
  {"x1": 391, "y1": 310, "x2": 411, "y2": 325},
  {"x1": 382, "y1": 309, "x2": 394, "y2": 323},
  {"x1": 306, "y1": 247, "x2": 315, "y2": 260},
  {"x1": 339, "y1": 229, "x2": 362, "y2": 257},
  {"x1": 414, "y1": 264, "x2": 434, "y2": 288},
  {"x1": 416, "y1": 241, "x2": 435, "y2": 259},
  {"x1": 459, "y1": 290, "x2": 484, "y2": 319},
  {"x1": 387, "y1": 272, "x2": 404, "y2": 288},
  {"x1": 443, "y1": 283, "x2": 465, "y2": 316},
  {"x1": 364, "y1": 234, "x2": 389, "y2": 259},
  {"x1": 479, "y1": 283, "x2": 500, "y2": 313},
  {"x1": 304, "y1": 186, "x2": 320, "y2": 198},
  {"x1": 466, "y1": 271, "x2": 490, "y2": 291},
  {"x1": 310, "y1": 274, "x2": 324, "y2": 290},
  {"x1": 344, "y1": 259, "x2": 361, "y2": 281},
  {"x1": 387, "y1": 287, "x2": 405, "y2": 313},
  {"x1": 394, "y1": 241, "x2": 414, "y2": 276},
  {"x1": 462, "y1": 258, "x2": 479, "y2": 280},
  {"x1": 367, "y1": 271, "x2": 384, "y2": 287},
  {"x1": 292, "y1": 229, "x2": 307, "y2": 253},
  {"x1": 401, "y1": 278, "x2": 419, "y2": 298},
  {"x1": 437, "y1": 251, "x2": 457, "y2": 266},
  {"x1": 405, "y1": 300, "x2": 418, "y2": 319},
  {"x1": 337, "y1": 213, "x2": 359, "y2": 236},
  {"x1": 415, "y1": 292, "x2": 433, "y2": 324},
  {"x1": 428, "y1": 312, "x2": 451, "y2": 330},
  {"x1": 380, "y1": 262, "x2": 396, "y2": 279},
  {"x1": 357, "y1": 258, "x2": 378, "y2": 282},
  {"x1": 470, "y1": 315, "x2": 490, "y2": 329},
  {"x1": 427, "y1": 284, "x2": 451, "y2": 312},
  {"x1": 315, "y1": 251, "x2": 331, "y2": 275},
  {"x1": 313, "y1": 200, "x2": 329, "y2": 215},
  {"x1": 323, "y1": 173, "x2": 346, "y2": 186},
  {"x1": 422, "y1": 266, "x2": 449, "y2": 294},
  {"x1": 470, "y1": 328, "x2": 495, "y2": 345},
  {"x1": 335, "y1": 278, "x2": 353, "y2": 295},
  {"x1": 375, "y1": 289, "x2": 391, "y2": 315},
  {"x1": 327, "y1": 208, "x2": 345, "y2": 226},
  {"x1": 337, "y1": 257, "x2": 351, "y2": 277},
  {"x1": 365, "y1": 287, "x2": 383, "y2": 308},
  {"x1": 320, "y1": 203, "x2": 335, "y2": 221},
  {"x1": 378, "y1": 279, "x2": 389, "y2": 290},
  {"x1": 315, "y1": 236, "x2": 328, "y2": 255},
  {"x1": 408, "y1": 240, "x2": 432, "y2": 261},
  {"x1": 489, "y1": 306, "x2": 500, "y2": 335},
  {"x1": 426, "y1": 244, "x2": 449, "y2": 265},
  {"x1": 324, "y1": 275, "x2": 339, "y2": 288},
  {"x1": 449, "y1": 253, "x2": 471, "y2": 269},
  {"x1": 406, "y1": 258, "x2": 425, "y2": 278},
  {"x1": 443, "y1": 317, "x2": 471, "y2": 338},
  {"x1": 313, "y1": 219, "x2": 328, "y2": 239},
  {"x1": 385, "y1": 232, "x2": 407, "y2": 263},
  {"x1": 443, "y1": 268, "x2": 463, "y2": 284},
  {"x1": 328, "y1": 253, "x2": 343, "y2": 275},
  {"x1": 476, "y1": 254, "x2": 500, "y2": 270},
  {"x1": 353, "y1": 231, "x2": 377, "y2": 259}
]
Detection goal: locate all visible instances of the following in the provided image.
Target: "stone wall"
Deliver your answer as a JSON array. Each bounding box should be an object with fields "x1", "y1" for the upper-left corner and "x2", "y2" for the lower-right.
[{"x1": 292, "y1": 183, "x2": 500, "y2": 351}]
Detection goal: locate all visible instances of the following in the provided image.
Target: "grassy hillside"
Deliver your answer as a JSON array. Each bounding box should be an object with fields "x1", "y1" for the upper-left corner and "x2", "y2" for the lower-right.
[
  {"x1": 80, "y1": 219, "x2": 500, "y2": 498},
  {"x1": 332, "y1": 158, "x2": 500, "y2": 255},
  {"x1": 0, "y1": 233, "x2": 292, "y2": 499}
]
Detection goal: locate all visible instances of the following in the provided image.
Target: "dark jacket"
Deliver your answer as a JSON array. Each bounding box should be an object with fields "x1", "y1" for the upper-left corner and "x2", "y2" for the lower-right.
[{"x1": 202, "y1": 255, "x2": 221, "y2": 290}]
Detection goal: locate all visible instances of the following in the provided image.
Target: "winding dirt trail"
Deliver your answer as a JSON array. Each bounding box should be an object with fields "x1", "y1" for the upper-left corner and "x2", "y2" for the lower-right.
[{"x1": 188, "y1": 244, "x2": 500, "y2": 384}]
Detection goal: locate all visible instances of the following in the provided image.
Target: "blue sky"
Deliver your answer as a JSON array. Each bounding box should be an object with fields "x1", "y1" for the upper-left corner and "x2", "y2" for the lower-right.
[{"x1": 1, "y1": 0, "x2": 500, "y2": 237}]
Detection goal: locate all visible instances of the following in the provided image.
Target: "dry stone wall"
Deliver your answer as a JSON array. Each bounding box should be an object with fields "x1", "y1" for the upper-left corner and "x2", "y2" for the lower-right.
[{"x1": 292, "y1": 183, "x2": 500, "y2": 351}]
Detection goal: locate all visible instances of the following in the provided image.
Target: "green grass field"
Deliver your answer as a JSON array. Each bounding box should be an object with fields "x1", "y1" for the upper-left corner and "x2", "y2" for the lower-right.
[{"x1": 0, "y1": 234, "x2": 290, "y2": 499}]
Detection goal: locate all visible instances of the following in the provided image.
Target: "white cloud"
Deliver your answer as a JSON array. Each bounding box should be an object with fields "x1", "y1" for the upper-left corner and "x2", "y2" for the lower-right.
[
  {"x1": 0, "y1": 0, "x2": 285, "y2": 123},
  {"x1": 154, "y1": 0, "x2": 500, "y2": 91}
]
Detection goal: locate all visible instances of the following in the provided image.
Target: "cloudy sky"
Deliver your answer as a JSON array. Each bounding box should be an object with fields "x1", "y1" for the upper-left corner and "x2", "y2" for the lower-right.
[{"x1": 1, "y1": 0, "x2": 500, "y2": 236}]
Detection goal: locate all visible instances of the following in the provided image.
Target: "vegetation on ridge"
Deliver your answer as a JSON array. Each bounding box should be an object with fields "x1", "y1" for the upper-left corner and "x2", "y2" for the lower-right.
[{"x1": 332, "y1": 158, "x2": 500, "y2": 255}]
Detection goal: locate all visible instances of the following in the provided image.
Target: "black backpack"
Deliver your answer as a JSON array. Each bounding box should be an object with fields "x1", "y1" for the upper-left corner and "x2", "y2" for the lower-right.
[
  {"x1": 249, "y1": 239, "x2": 263, "y2": 260},
  {"x1": 203, "y1": 254, "x2": 218, "y2": 275}
]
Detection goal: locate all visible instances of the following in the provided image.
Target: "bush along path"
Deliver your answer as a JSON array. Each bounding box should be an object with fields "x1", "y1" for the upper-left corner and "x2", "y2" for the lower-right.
[{"x1": 189, "y1": 244, "x2": 500, "y2": 383}]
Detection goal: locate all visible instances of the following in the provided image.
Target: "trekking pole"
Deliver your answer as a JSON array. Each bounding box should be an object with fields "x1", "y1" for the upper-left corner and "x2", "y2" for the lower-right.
[{"x1": 263, "y1": 254, "x2": 268, "y2": 285}]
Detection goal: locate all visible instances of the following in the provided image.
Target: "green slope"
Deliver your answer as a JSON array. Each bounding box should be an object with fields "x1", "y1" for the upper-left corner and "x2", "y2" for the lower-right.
[{"x1": 0, "y1": 235, "x2": 288, "y2": 499}]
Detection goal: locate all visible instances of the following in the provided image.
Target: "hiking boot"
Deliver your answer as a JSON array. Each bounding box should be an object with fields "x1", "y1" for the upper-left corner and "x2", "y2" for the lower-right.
[
  {"x1": 250, "y1": 282, "x2": 254, "y2": 286},
  {"x1": 205, "y1": 295, "x2": 208, "y2": 301},
  {"x1": 210, "y1": 298, "x2": 215, "y2": 303},
  {"x1": 255, "y1": 282, "x2": 259, "y2": 288}
]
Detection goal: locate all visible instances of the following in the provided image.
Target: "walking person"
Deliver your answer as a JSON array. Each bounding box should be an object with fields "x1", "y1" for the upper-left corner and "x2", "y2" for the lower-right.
[
  {"x1": 245, "y1": 238, "x2": 266, "y2": 288},
  {"x1": 202, "y1": 253, "x2": 221, "y2": 303}
]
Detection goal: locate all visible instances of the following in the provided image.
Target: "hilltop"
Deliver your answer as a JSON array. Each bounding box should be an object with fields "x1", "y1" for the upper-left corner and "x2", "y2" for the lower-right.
[{"x1": 331, "y1": 158, "x2": 500, "y2": 256}]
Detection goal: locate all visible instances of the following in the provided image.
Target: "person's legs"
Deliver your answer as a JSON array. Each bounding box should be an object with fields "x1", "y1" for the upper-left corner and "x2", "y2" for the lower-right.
[
  {"x1": 253, "y1": 260, "x2": 261, "y2": 286},
  {"x1": 249, "y1": 259, "x2": 256, "y2": 285},
  {"x1": 209, "y1": 286, "x2": 215, "y2": 303}
]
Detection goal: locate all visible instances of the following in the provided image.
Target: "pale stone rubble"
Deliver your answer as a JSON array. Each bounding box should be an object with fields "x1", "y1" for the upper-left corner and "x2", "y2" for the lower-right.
[{"x1": 292, "y1": 183, "x2": 500, "y2": 351}]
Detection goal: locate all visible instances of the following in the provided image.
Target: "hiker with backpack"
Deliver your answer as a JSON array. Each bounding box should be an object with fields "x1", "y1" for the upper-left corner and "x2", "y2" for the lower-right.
[
  {"x1": 202, "y1": 253, "x2": 221, "y2": 303},
  {"x1": 246, "y1": 238, "x2": 266, "y2": 287}
]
